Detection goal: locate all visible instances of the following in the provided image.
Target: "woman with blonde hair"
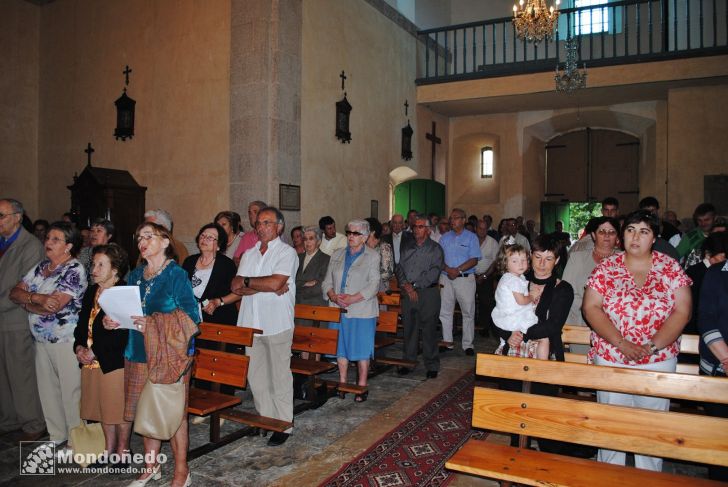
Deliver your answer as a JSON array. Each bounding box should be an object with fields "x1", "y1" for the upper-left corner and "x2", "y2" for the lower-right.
[{"x1": 104, "y1": 222, "x2": 199, "y2": 487}]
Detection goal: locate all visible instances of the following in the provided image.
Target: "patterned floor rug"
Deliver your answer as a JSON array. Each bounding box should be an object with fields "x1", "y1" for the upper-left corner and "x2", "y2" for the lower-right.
[{"x1": 320, "y1": 370, "x2": 484, "y2": 487}]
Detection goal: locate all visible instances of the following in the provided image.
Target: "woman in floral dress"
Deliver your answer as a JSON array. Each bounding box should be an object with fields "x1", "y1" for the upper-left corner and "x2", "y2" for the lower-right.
[
  {"x1": 10, "y1": 221, "x2": 87, "y2": 450},
  {"x1": 582, "y1": 210, "x2": 692, "y2": 472}
]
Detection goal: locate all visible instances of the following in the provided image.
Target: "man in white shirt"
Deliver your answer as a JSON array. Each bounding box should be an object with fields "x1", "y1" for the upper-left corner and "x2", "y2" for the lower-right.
[
  {"x1": 383, "y1": 213, "x2": 413, "y2": 264},
  {"x1": 474, "y1": 219, "x2": 499, "y2": 337},
  {"x1": 232, "y1": 206, "x2": 297, "y2": 446},
  {"x1": 499, "y1": 218, "x2": 531, "y2": 251},
  {"x1": 318, "y1": 216, "x2": 346, "y2": 256},
  {"x1": 431, "y1": 218, "x2": 449, "y2": 243}
]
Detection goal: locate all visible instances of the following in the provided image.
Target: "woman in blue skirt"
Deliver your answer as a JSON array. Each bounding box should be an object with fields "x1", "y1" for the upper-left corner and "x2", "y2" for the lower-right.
[{"x1": 323, "y1": 219, "x2": 381, "y2": 402}]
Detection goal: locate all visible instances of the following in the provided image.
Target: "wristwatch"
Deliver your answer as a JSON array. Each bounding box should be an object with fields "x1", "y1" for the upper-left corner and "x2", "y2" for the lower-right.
[
  {"x1": 244, "y1": 277, "x2": 250, "y2": 288},
  {"x1": 647, "y1": 341, "x2": 658, "y2": 355}
]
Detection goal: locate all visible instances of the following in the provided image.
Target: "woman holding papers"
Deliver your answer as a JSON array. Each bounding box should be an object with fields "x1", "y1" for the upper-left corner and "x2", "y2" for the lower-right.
[
  {"x1": 103, "y1": 222, "x2": 199, "y2": 487},
  {"x1": 73, "y1": 243, "x2": 131, "y2": 463},
  {"x1": 10, "y1": 221, "x2": 87, "y2": 451}
]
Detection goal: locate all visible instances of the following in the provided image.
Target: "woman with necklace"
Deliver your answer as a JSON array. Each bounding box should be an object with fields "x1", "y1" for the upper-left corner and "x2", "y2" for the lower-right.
[
  {"x1": 73, "y1": 243, "x2": 131, "y2": 463},
  {"x1": 182, "y1": 223, "x2": 240, "y2": 326},
  {"x1": 583, "y1": 210, "x2": 691, "y2": 471},
  {"x1": 562, "y1": 216, "x2": 620, "y2": 327},
  {"x1": 10, "y1": 221, "x2": 88, "y2": 451},
  {"x1": 104, "y1": 222, "x2": 199, "y2": 487}
]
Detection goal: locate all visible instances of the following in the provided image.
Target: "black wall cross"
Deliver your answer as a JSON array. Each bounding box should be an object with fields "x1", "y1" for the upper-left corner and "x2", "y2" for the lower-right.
[
  {"x1": 425, "y1": 122, "x2": 441, "y2": 180},
  {"x1": 84, "y1": 142, "x2": 95, "y2": 167},
  {"x1": 123, "y1": 65, "x2": 132, "y2": 86},
  {"x1": 340, "y1": 70, "x2": 347, "y2": 91}
]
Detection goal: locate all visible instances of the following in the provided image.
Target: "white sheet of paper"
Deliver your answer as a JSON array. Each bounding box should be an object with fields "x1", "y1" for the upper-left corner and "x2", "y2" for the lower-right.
[{"x1": 97, "y1": 286, "x2": 144, "y2": 330}]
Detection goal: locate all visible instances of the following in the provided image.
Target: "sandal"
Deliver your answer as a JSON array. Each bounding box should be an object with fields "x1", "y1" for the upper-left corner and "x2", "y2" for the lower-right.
[
  {"x1": 338, "y1": 391, "x2": 346, "y2": 399},
  {"x1": 354, "y1": 391, "x2": 368, "y2": 403}
]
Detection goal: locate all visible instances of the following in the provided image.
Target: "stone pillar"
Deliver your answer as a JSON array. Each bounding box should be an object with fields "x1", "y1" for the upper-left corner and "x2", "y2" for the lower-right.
[{"x1": 230, "y1": 0, "x2": 302, "y2": 231}]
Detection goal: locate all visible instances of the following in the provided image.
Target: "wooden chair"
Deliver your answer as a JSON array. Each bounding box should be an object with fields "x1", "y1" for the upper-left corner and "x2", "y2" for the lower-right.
[
  {"x1": 187, "y1": 323, "x2": 292, "y2": 458},
  {"x1": 446, "y1": 354, "x2": 728, "y2": 486}
]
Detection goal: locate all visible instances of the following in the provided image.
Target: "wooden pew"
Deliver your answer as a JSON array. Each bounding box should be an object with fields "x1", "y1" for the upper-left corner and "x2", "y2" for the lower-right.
[
  {"x1": 447, "y1": 354, "x2": 728, "y2": 486},
  {"x1": 372, "y1": 310, "x2": 418, "y2": 371},
  {"x1": 294, "y1": 303, "x2": 344, "y2": 327},
  {"x1": 290, "y1": 324, "x2": 366, "y2": 410},
  {"x1": 562, "y1": 324, "x2": 701, "y2": 375},
  {"x1": 377, "y1": 291, "x2": 401, "y2": 309},
  {"x1": 188, "y1": 323, "x2": 292, "y2": 458}
]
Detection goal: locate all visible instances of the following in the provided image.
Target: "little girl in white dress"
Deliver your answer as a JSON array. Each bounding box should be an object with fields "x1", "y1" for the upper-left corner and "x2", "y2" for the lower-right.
[{"x1": 491, "y1": 244, "x2": 548, "y2": 359}]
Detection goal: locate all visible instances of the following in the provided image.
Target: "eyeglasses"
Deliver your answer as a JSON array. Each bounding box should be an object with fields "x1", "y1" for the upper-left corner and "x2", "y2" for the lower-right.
[
  {"x1": 199, "y1": 234, "x2": 218, "y2": 241},
  {"x1": 255, "y1": 220, "x2": 278, "y2": 228},
  {"x1": 596, "y1": 229, "x2": 617, "y2": 236},
  {"x1": 136, "y1": 234, "x2": 159, "y2": 243},
  {"x1": 0, "y1": 212, "x2": 20, "y2": 219},
  {"x1": 45, "y1": 236, "x2": 66, "y2": 244},
  {"x1": 345, "y1": 231, "x2": 364, "y2": 236},
  {"x1": 412, "y1": 224, "x2": 428, "y2": 229}
]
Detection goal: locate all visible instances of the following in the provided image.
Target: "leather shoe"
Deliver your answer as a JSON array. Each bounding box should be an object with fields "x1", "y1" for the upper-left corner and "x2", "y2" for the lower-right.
[
  {"x1": 426, "y1": 370, "x2": 438, "y2": 379},
  {"x1": 15, "y1": 428, "x2": 47, "y2": 442},
  {"x1": 465, "y1": 348, "x2": 475, "y2": 356},
  {"x1": 397, "y1": 367, "x2": 411, "y2": 376},
  {"x1": 267, "y1": 431, "x2": 290, "y2": 446}
]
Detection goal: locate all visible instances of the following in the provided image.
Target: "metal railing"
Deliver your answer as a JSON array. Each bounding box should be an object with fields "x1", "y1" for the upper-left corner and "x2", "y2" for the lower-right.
[{"x1": 416, "y1": 0, "x2": 728, "y2": 84}]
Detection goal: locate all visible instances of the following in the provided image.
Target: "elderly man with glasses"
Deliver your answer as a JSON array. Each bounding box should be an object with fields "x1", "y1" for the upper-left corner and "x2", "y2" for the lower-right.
[
  {"x1": 395, "y1": 214, "x2": 444, "y2": 377},
  {"x1": 232, "y1": 206, "x2": 298, "y2": 446},
  {"x1": 0, "y1": 199, "x2": 47, "y2": 441},
  {"x1": 438, "y1": 208, "x2": 481, "y2": 356}
]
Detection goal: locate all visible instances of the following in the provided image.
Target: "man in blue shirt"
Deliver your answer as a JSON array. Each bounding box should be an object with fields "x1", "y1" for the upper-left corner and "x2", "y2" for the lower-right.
[{"x1": 438, "y1": 208, "x2": 481, "y2": 355}]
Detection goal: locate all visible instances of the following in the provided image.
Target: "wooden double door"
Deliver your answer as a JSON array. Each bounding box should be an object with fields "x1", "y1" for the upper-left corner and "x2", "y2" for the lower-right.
[{"x1": 545, "y1": 128, "x2": 640, "y2": 212}]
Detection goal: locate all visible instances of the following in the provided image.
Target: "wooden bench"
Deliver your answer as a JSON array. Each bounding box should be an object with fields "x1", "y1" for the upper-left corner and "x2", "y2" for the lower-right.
[
  {"x1": 294, "y1": 303, "x2": 344, "y2": 327},
  {"x1": 377, "y1": 291, "x2": 401, "y2": 309},
  {"x1": 562, "y1": 324, "x2": 701, "y2": 375},
  {"x1": 290, "y1": 324, "x2": 366, "y2": 410},
  {"x1": 187, "y1": 323, "x2": 293, "y2": 458},
  {"x1": 446, "y1": 354, "x2": 728, "y2": 486},
  {"x1": 372, "y1": 310, "x2": 418, "y2": 371}
]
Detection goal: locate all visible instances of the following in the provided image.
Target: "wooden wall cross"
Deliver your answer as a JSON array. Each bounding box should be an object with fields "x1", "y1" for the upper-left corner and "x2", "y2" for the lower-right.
[
  {"x1": 404, "y1": 100, "x2": 409, "y2": 116},
  {"x1": 425, "y1": 122, "x2": 441, "y2": 181},
  {"x1": 340, "y1": 70, "x2": 347, "y2": 91},
  {"x1": 84, "y1": 142, "x2": 95, "y2": 167}
]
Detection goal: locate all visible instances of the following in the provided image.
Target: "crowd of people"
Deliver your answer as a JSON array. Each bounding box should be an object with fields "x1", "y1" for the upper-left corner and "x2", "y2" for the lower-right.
[{"x1": 1, "y1": 193, "x2": 727, "y2": 484}]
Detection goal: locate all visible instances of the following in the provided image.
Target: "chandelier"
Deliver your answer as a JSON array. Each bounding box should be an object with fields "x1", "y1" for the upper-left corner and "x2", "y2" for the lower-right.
[
  {"x1": 555, "y1": 38, "x2": 587, "y2": 93},
  {"x1": 512, "y1": 0, "x2": 560, "y2": 44}
]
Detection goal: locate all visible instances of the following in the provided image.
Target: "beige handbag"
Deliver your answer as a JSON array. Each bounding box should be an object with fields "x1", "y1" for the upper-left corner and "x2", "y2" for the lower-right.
[
  {"x1": 69, "y1": 421, "x2": 105, "y2": 467},
  {"x1": 133, "y1": 379, "x2": 186, "y2": 440}
]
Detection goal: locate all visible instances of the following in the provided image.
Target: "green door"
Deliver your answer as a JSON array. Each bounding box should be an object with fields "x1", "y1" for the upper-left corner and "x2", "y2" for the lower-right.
[
  {"x1": 540, "y1": 201, "x2": 570, "y2": 235},
  {"x1": 394, "y1": 179, "x2": 445, "y2": 217}
]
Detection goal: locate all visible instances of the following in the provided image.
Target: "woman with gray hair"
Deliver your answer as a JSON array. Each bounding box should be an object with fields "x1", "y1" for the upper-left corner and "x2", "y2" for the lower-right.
[
  {"x1": 295, "y1": 226, "x2": 330, "y2": 309},
  {"x1": 323, "y1": 219, "x2": 381, "y2": 402},
  {"x1": 10, "y1": 221, "x2": 87, "y2": 451}
]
